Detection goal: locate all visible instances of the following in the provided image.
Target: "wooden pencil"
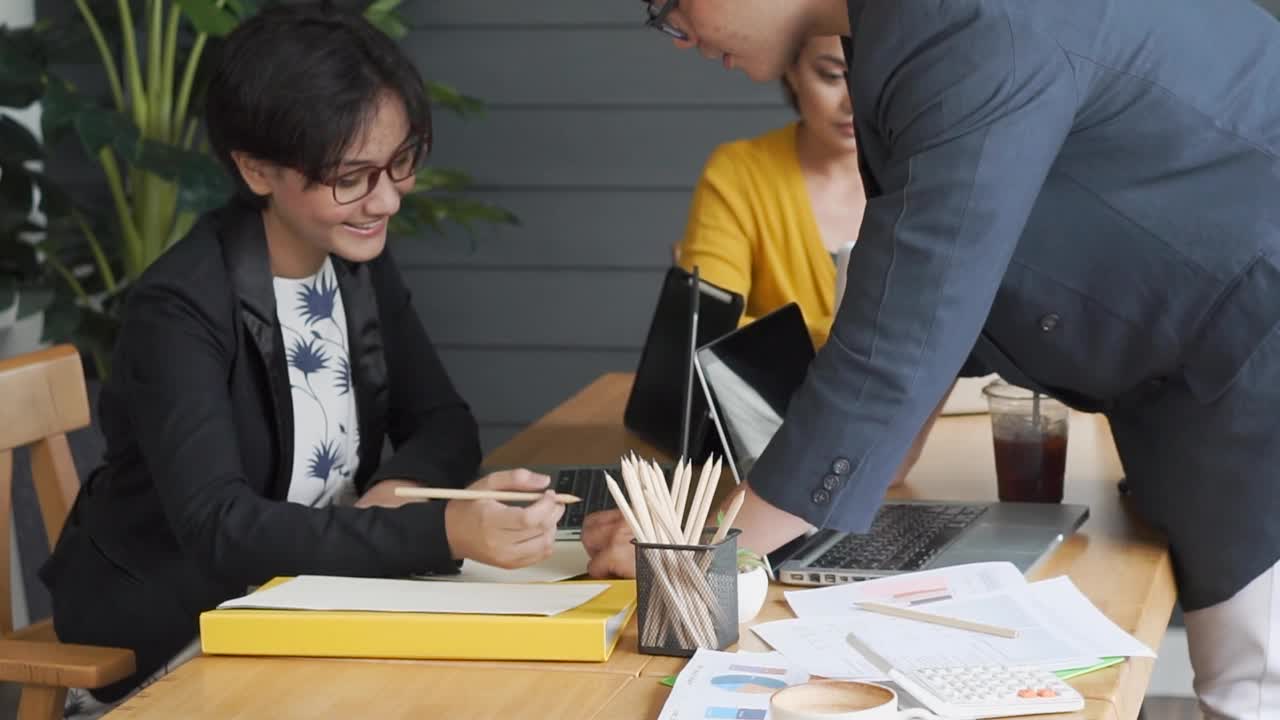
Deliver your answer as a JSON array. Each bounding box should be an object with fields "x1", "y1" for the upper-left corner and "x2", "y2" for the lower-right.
[
  {"x1": 855, "y1": 601, "x2": 1020, "y2": 639},
  {"x1": 392, "y1": 487, "x2": 580, "y2": 504}
]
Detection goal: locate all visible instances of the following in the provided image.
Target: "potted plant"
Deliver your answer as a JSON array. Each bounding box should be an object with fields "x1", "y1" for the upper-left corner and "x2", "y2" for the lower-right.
[{"x1": 736, "y1": 547, "x2": 771, "y2": 624}]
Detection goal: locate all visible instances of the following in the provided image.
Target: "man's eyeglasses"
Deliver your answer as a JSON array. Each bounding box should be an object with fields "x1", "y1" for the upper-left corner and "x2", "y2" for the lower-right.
[
  {"x1": 327, "y1": 138, "x2": 428, "y2": 205},
  {"x1": 643, "y1": 0, "x2": 688, "y2": 41}
]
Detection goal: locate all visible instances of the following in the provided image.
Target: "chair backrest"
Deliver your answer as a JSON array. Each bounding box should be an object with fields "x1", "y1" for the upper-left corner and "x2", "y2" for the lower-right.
[{"x1": 0, "y1": 345, "x2": 90, "y2": 637}]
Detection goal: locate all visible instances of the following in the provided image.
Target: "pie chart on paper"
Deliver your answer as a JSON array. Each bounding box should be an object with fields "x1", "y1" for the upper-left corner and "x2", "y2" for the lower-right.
[{"x1": 710, "y1": 674, "x2": 788, "y2": 695}]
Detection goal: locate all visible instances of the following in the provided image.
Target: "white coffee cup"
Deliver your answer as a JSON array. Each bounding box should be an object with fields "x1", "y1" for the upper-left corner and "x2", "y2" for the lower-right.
[{"x1": 769, "y1": 680, "x2": 939, "y2": 720}]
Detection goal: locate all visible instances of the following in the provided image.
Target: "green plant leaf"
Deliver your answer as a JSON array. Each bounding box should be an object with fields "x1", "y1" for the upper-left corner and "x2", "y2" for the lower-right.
[
  {"x1": 0, "y1": 115, "x2": 43, "y2": 163},
  {"x1": 735, "y1": 548, "x2": 767, "y2": 573},
  {"x1": 392, "y1": 194, "x2": 520, "y2": 237},
  {"x1": 0, "y1": 225, "x2": 42, "y2": 279},
  {"x1": 363, "y1": 0, "x2": 407, "y2": 39},
  {"x1": 29, "y1": 170, "x2": 76, "y2": 218},
  {"x1": 41, "y1": 76, "x2": 87, "y2": 146},
  {"x1": 223, "y1": 0, "x2": 258, "y2": 20},
  {"x1": 426, "y1": 81, "x2": 486, "y2": 118},
  {"x1": 73, "y1": 303, "x2": 121, "y2": 364},
  {"x1": 413, "y1": 167, "x2": 473, "y2": 193},
  {"x1": 37, "y1": 290, "x2": 78, "y2": 343},
  {"x1": 0, "y1": 275, "x2": 15, "y2": 313},
  {"x1": 16, "y1": 285, "x2": 54, "y2": 320},
  {"x1": 132, "y1": 139, "x2": 232, "y2": 213},
  {"x1": 175, "y1": 0, "x2": 239, "y2": 36},
  {"x1": 0, "y1": 158, "x2": 33, "y2": 216},
  {"x1": 74, "y1": 105, "x2": 141, "y2": 158},
  {"x1": 0, "y1": 26, "x2": 48, "y2": 108}
]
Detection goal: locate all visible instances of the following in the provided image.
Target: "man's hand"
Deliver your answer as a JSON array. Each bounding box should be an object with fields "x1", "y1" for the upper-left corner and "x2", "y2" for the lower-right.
[
  {"x1": 583, "y1": 509, "x2": 636, "y2": 578},
  {"x1": 444, "y1": 469, "x2": 564, "y2": 569},
  {"x1": 718, "y1": 484, "x2": 812, "y2": 557}
]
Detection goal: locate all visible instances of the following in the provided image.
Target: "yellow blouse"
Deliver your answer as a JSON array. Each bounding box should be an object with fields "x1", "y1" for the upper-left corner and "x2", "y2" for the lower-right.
[{"x1": 677, "y1": 123, "x2": 838, "y2": 349}]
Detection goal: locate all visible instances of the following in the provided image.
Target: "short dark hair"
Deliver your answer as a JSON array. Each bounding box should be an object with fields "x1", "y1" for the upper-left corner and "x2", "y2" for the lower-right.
[{"x1": 204, "y1": 3, "x2": 431, "y2": 208}]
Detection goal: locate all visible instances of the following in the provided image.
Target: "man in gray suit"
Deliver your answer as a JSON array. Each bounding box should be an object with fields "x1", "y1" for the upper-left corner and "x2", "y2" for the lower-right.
[{"x1": 584, "y1": 0, "x2": 1280, "y2": 716}]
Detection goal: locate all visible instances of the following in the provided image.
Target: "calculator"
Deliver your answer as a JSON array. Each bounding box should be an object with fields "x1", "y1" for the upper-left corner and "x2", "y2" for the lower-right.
[{"x1": 891, "y1": 664, "x2": 1085, "y2": 718}]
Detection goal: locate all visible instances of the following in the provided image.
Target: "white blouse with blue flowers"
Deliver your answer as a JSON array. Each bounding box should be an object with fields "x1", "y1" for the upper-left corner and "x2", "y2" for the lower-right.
[{"x1": 273, "y1": 257, "x2": 360, "y2": 507}]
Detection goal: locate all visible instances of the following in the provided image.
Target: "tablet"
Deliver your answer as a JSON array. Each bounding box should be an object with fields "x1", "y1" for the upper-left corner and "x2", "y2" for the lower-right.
[{"x1": 623, "y1": 265, "x2": 744, "y2": 460}]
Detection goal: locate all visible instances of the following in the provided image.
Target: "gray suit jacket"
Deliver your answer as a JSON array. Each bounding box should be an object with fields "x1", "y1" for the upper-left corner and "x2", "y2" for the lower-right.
[{"x1": 749, "y1": 0, "x2": 1280, "y2": 610}]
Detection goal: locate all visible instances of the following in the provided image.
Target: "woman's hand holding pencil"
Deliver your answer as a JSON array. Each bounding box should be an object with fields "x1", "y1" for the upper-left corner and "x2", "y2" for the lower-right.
[{"x1": 408, "y1": 469, "x2": 565, "y2": 570}]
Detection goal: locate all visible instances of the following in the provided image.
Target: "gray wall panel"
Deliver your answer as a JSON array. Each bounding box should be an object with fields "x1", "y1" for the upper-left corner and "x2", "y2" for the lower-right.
[
  {"x1": 391, "y1": 190, "x2": 689, "y2": 269},
  {"x1": 443, "y1": 348, "x2": 639, "y2": 425},
  {"x1": 403, "y1": 1, "x2": 639, "y2": 26},
  {"x1": 410, "y1": 28, "x2": 781, "y2": 106},
  {"x1": 409, "y1": 268, "x2": 666, "y2": 348},
  {"x1": 428, "y1": 107, "x2": 791, "y2": 188}
]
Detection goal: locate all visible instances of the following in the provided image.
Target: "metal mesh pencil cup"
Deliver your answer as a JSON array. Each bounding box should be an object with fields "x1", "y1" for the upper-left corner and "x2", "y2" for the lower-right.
[{"x1": 632, "y1": 528, "x2": 740, "y2": 657}]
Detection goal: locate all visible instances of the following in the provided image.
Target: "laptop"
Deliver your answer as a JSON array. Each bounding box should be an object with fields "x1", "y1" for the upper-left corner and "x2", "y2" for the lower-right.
[
  {"x1": 692, "y1": 303, "x2": 1090, "y2": 586},
  {"x1": 530, "y1": 266, "x2": 733, "y2": 539}
]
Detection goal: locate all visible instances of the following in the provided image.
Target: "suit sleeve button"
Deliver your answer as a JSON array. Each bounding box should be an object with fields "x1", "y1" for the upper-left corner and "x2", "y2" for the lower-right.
[
  {"x1": 822, "y1": 474, "x2": 843, "y2": 491},
  {"x1": 811, "y1": 489, "x2": 831, "y2": 505},
  {"x1": 1039, "y1": 313, "x2": 1060, "y2": 332},
  {"x1": 831, "y1": 458, "x2": 851, "y2": 475}
]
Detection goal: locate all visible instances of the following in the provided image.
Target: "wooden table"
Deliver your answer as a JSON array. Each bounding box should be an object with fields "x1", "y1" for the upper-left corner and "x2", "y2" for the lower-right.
[{"x1": 108, "y1": 373, "x2": 1175, "y2": 719}]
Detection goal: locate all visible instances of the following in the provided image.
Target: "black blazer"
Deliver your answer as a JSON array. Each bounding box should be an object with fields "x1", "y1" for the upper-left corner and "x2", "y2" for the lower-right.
[{"x1": 39, "y1": 201, "x2": 481, "y2": 701}]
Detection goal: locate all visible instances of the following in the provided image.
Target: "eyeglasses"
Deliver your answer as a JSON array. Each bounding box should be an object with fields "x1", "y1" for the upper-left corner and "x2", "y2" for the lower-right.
[
  {"x1": 327, "y1": 137, "x2": 428, "y2": 205},
  {"x1": 643, "y1": 0, "x2": 688, "y2": 41}
]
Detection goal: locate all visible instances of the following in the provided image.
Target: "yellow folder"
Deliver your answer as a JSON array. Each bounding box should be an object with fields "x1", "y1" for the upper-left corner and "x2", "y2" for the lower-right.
[{"x1": 199, "y1": 578, "x2": 636, "y2": 663}]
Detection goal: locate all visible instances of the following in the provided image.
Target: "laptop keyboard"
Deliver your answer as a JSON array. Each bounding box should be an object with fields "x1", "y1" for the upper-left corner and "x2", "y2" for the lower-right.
[
  {"x1": 813, "y1": 503, "x2": 987, "y2": 573},
  {"x1": 554, "y1": 468, "x2": 621, "y2": 530}
]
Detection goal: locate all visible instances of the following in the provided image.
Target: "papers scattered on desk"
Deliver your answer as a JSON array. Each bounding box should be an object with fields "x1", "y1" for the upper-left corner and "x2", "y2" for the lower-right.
[
  {"x1": 783, "y1": 561, "x2": 1026, "y2": 618},
  {"x1": 414, "y1": 542, "x2": 590, "y2": 584},
  {"x1": 751, "y1": 618, "x2": 887, "y2": 680},
  {"x1": 216, "y1": 575, "x2": 608, "y2": 616},
  {"x1": 658, "y1": 650, "x2": 809, "y2": 720},
  {"x1": 1023, "y1": 576, "x2": 1156, "y2": 659},
  {"x1": 755, "y1": 563, "x2": 1153, "y2": 681},
  {"x1": 840, "y1": 585, "x2": 1100, "y2": 673}
]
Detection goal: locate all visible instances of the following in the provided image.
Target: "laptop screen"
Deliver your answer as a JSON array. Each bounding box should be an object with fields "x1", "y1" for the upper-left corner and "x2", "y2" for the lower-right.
[{"x1": 695, "y1": 303, "x2": 815, "y2": 478}]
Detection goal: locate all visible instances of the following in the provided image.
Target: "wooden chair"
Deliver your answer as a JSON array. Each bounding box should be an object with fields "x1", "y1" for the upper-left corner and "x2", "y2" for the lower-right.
[{"x1": 0, "y1": 345, "x2": 134, "y2": 719}]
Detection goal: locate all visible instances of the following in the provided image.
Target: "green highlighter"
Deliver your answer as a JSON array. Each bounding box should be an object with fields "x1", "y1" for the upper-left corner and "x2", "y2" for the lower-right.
[
  {"x1": 1055, "y1": 656, "x2": 1126, "y2": 680},
  {"x1": 660, "y1": 657, "x2": 1124, "y2": 688}
]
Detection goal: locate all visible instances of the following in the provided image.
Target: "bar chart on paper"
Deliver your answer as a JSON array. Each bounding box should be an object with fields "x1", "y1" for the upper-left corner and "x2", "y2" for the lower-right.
[
  {"x1": 659, "y1": 651, "x2": 809, "y2": 720},
  {"x1": 704, "y1": 709, "x2": 767, "y2": 719},
  {"x1": 861, "y1": 575, "x2": 955, "y2": 606},
  {"x1": 709, "y1": 673, "x2": 788, "y2": 694}
]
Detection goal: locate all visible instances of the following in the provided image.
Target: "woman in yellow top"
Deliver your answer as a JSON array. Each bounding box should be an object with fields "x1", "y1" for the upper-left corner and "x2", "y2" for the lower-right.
[{"x1": 678, "y1": 35, "x2": 865, "y2": 349}]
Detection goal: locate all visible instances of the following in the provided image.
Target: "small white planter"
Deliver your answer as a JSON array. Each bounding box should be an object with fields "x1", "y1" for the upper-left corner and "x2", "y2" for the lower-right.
[{"x1": 737, "y1": 565, "x2": 770, "y2": 624}]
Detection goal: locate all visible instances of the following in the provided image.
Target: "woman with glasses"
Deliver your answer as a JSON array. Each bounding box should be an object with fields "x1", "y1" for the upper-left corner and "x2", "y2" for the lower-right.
[{"x1": 40, "y1": 5, "x2": 563, "y2": 715}]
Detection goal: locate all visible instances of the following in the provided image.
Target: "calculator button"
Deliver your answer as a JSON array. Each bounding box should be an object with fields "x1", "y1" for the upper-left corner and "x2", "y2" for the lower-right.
[
  {"x1": 1038, "y1": 688, "x2": 1058, "y2": 698},
  {"x1": 1018, "y1": 689, "x2": 1038, "y2": 698}
]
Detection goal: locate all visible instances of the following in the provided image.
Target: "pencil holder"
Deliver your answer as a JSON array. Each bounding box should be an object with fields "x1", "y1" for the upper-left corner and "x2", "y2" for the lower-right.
[{"x1": 633, "y1": 528, "x2": 740, "y2": 657}]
